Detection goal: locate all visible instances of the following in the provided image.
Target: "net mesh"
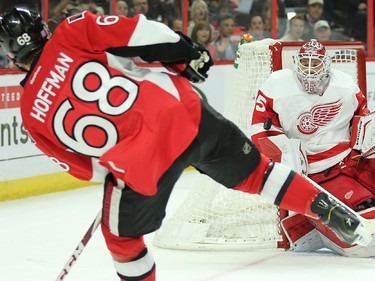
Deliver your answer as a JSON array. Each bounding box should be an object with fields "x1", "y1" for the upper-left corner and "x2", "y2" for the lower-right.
[{"x1": 153, "y1": 40, "x2": 282, "y2": 250}]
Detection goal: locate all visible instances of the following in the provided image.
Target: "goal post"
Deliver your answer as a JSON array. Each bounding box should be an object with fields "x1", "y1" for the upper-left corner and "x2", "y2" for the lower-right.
[{"x1": 153, "y1": 39, "x2": 367, "y2": 251}]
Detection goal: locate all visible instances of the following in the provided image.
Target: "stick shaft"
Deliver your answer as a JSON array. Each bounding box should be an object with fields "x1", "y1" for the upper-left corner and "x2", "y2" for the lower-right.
[{"x1": 55, "y1": 210, "x2": 102, "y2": 281}]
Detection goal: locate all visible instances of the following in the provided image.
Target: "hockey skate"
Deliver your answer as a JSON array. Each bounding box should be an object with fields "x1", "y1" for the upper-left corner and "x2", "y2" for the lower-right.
[{"x1": 311, "y1": 192, "x2": 372, "y2": 246}]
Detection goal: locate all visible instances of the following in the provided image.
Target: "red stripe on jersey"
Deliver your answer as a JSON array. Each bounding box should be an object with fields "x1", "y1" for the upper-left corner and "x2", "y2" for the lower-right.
[
  {"x1": 307, "y1": 143, "x2": 350, "y2": 164},
  {"x1": 103, "y1": 179, "x2": 115, "y2": 229},
  {"x1": 355, "y1": 90, "x2": 370, "y2": 116}
]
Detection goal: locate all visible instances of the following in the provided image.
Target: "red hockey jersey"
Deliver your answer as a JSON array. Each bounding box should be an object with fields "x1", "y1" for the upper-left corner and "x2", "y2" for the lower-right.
[
  {"x1": 251, "y1": 69, "x2": 368, "y2": 174},
  {"x1": 20, "y1": 12, "x2": 202, "y2": 195}
]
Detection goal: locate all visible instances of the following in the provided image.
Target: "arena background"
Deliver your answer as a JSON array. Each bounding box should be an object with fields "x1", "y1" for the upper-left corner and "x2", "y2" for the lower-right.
[{"x1": 1, "y1": 61, "x2": 374, "y2": 201}]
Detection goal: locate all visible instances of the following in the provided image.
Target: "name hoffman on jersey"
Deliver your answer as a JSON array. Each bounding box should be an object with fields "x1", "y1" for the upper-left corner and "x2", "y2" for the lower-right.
[{"x1": 30, "y1": 52, "x2": 73, "y2": 123}]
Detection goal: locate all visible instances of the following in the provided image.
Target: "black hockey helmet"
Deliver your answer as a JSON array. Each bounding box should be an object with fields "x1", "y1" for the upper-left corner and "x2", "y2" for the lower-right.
[{"x1": 0, "y1": 7, "x2": 50, "y2": 62}]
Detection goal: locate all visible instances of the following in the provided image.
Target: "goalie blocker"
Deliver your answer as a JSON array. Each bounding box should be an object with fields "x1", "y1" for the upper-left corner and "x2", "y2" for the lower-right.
[{"x1": 350, "y1": 112, "x2": 375, "y2": 158}]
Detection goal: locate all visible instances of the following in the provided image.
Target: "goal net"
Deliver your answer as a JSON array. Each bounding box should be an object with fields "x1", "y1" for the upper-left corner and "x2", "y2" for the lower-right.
[{"x1": 153, "y1": 39, "x2": 366, "y2": 251}]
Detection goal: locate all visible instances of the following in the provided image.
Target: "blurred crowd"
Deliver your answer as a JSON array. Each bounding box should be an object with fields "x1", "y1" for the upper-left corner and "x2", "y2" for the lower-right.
[{"x1": 0, "y1": 0, "x2": 374, "y2": 67}]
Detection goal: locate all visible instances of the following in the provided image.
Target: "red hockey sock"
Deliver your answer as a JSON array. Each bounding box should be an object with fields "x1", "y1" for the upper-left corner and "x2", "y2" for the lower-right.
[
  {"x1": 272, "y1": 170, "x2": 321, "y2": 217},
  {"x1": 234, "y1": 153, "x2": 272, "y2": 194},
  {"x1": 235, "y1": 156, "x2": 320, "y2": 218},
  {"x1": 101, "y1": 225, "x2": 155, "y2": 280}
]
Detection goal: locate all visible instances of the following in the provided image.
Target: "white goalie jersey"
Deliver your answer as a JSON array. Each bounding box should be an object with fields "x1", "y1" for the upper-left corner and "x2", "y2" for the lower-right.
[{"x1": 251, "y1": 68, "x2": 369, "y2": 174}]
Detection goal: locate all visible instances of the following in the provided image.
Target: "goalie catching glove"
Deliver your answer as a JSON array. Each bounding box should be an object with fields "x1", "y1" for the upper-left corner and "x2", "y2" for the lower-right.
[{"x1": 163, "y1": 33, "x2": 214, "y2": 83}]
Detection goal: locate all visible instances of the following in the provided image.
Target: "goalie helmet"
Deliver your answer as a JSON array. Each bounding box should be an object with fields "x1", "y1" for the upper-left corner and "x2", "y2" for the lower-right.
[
  {"x1": 295, "y1": 39, "x2": 331, "y2": 96},
  {"x1": 0, "y1": 7, "x2": 50, "y2": 62}
]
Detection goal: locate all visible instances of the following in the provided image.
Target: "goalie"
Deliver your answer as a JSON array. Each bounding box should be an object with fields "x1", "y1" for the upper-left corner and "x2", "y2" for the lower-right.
[{"x1": 251, "y1": 39, "x2": 375, "y2": 257}]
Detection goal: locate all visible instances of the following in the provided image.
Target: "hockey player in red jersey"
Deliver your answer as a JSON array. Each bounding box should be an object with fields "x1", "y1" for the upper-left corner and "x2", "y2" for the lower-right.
[
  {"x1": 0, "y1": 8, "x2": 373, "y2": 280},
  {"x1": 251, "y1": 39, "x2": 375, "y2": 257}
]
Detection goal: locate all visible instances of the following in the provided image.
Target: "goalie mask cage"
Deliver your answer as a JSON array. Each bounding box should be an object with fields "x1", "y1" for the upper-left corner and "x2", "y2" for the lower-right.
[{"x1": 153, "y1": 40, "x2": 367, "y2": 251}]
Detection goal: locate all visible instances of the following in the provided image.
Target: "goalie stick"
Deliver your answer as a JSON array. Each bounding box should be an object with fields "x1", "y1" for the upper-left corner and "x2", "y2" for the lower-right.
[{"x1": 55, "y1": 210, "x2": 102, "y2": 281}]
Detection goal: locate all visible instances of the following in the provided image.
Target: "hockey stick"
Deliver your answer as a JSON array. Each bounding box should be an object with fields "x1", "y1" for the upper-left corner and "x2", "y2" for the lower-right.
[{"x1": 55, "y1": 210, "x2": 102, "y2": 281}]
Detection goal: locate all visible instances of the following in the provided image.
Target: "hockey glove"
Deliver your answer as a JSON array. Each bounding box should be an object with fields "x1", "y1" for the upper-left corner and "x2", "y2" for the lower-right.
[
  {"x1": 163, "y1": 33, "x2": 214, "y2": 83},
  {"x1": 163, "y1": 51, "x2": 213, "y2": 83},
  {"x1": 350, "y1": 112, "x2": 375, "y2": 158}
]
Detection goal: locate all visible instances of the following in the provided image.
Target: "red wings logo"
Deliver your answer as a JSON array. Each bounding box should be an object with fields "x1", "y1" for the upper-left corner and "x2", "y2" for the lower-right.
[{"x1": 297, "y1": 100, "x2": 343, "y2": 134}]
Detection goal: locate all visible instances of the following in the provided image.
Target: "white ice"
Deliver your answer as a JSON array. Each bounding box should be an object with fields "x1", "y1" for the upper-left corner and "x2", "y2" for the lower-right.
[{"x1": 1, "y1": 170, "x2": 374, "y2": 281}]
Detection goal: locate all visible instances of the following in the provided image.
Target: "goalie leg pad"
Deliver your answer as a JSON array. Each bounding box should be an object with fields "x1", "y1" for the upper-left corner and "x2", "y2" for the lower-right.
[
  {"x1": 349, "y1": 154, "x2": 375, "y2": 195},
  {"x1": 318, "y1": 174, "x2": 375, "y2": 210},
  {"x1": 238, "y1": 159, "x2": 372, "y2": 246},
  {"x1": 281, "y1": 214, "x2": 324, "y2": 252},
  {"x1": 318, "y1": 208, "x2": 375, "y2": 257}
]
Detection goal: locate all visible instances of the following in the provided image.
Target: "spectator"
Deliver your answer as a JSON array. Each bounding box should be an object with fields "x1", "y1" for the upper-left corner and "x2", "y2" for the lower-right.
[
  {"x1": 213, "y1": 14, "x2": 237, "y2": 60},
  {"x1": 342, "y1": 0, "x2": 367, "y2": 39},
  {"x1": 302, "y1": 0, "x2": 325, "y2": 40},
  {"x1": 313, "y1": 19, "x2": 331, "y2": 41},
  {"x1": 146, "y1": 0, "x2": 165, "y2": 22},
  {"x1": 131, "y1": 0, "x2": 149, "y2": 17},
  {"x1": 48, "y1": 0, "x2": 80, "y2": 33},
  {"x1": 350, "y1": 1, "x2": 368, "y2": 43},
  {"x1": 188, "y1": 0, "x2": 210, "y2": 37},
  {"x1": 159, "y1": 0, "x2": 177, "y2": 25},
  {"x1": 169, "y1": 17, "x2": 183, "y2": 32},
  {"x1": 208, "y1": 0, "x2": 225, "y2": 23},
  {"x1": 322, "y1": 0, "x2": 335, "y2": 28},
  {"x1": 247, "y1": 14, "x2": 269, "y2": 41},
  {"x1": 130, "y1": 0, "x2": 170, "y2": 23},
  {"x1": 280, "y1": 15, "x2": 305, "y2": 41},
  {"x1": 78, "y1": 0, "x2": 105, "y2": 15},
  {"x1": 249, "y1": 0, "x2": 287, "y2": 38},
  {"x1": 259, "y1": 0, "x2": 272, "y2": 31},
  {"x1": 217, "y1": 3, "x2": 234, "y2": 18},
  {"x1": 210, "y1": 2, "x2": 233, "y2": 28},
  {"x1": 116, "y1": 0, "x2": 129, "y2": 16},
  {"x1": 191, "y1": 21, "x2": 217, "y2": 60}
]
